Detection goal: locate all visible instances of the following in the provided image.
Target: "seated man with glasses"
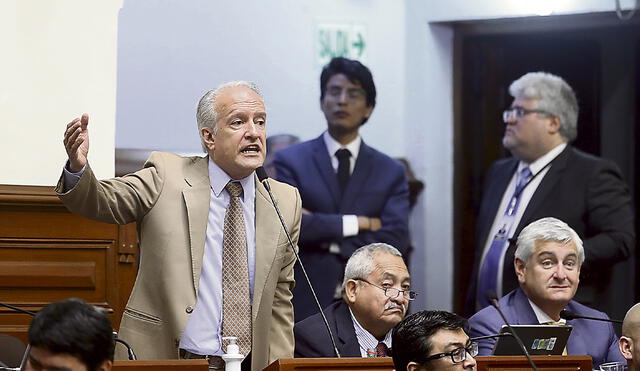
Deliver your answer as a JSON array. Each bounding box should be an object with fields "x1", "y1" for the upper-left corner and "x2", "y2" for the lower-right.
[
  {"x1": 294, "y1": 243, "x2": 414, "y2": 357},
  {"x1": 392, "y1": 310, "x2": 477, "y2": 371}
]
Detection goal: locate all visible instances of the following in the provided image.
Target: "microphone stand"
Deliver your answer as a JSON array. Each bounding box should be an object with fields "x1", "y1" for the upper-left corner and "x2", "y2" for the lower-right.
[
  {"x1": 256, "y1": 167, "x2": 341, "y2": 358},
  {"x1": 486, "y1": 292, "x2": 538, "y2": 371},
  {"x1": 560, "y1": 309, "x2": 623, "y2": 324}
]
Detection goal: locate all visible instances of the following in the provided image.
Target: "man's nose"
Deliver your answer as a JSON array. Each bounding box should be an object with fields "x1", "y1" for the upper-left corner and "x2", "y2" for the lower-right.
[{"x1": 553, "y1": 264, "x2": 568, "y2": 280}]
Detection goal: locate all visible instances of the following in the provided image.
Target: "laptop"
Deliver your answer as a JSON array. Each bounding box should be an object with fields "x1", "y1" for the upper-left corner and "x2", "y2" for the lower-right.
[{"x1": 492, "y1": 325, "x2": 572, "y2": 356}]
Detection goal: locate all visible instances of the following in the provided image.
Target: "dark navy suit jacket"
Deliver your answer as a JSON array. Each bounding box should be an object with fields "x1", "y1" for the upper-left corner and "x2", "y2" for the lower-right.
[
  {"x1": 294, "y1": 300, "x2": 360, "y2": 358},
  {"x1": 468, "y1": 288, "x2": 625, "y2": 368},
  {"x1": 274, "y1": 135, "x2": 409, "y2": 321},
  {"x1": 468, "y1": 146, "x2": 634, "y2": 314}
]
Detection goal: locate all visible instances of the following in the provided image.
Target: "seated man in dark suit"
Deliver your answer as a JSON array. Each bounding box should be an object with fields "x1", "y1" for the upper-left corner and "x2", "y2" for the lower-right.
[
  {"x1": 469, "y1": 217, "x2": 625, "y2": 369},
  {"x1": 26, "y1": 298, "x2": 115, "y2": 371},
  {"x1": 392, "y1": 310, "x2": 477, "y2": 371},
  {"x1": 294, "y1": 243, "x2": 413, "y2": 357},
  {"x1": 620, "y1": 302, "x2": 640, "y2": 371}
]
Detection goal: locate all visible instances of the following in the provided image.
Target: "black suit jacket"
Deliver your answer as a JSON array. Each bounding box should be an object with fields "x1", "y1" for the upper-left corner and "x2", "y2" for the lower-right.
[
  {"x1": 469, "y1": 145, "x2": 634, "y2": 313},
  {"x1": 294, "y1": 300, "x2": 361, "y2": 358}
]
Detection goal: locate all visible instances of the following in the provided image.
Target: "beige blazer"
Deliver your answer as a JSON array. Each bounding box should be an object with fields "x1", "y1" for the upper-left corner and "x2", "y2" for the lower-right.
[{"x1": 56, "y1": 152, "x2": 301, "y2": 370}]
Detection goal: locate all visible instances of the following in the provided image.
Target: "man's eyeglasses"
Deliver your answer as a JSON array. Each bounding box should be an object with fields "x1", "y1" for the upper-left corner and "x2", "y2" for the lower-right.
[
  {"x1": 503, "y1": 106, "x2": 554, "y2": 122},
  {"x1": 326, "y1": 87, "x2": 366, "y2": 101},
  {"x1": 355, "y1": 278, "x2": 418, "y2": 300},
  {"x1": 423, "y1": 342, "x2": 478, "y2": 364}
]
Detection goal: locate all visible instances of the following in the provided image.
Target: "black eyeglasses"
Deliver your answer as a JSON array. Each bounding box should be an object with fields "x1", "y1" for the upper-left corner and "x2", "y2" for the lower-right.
[
  {"x1": 355, "y1": 279, "x2": 418, "y2": 300},
  {"x1": 423, "y1": 342, "x2": 478, "y2": 364},
  {"x1": 503, "y1": 106, "x2": 554, "y2": 122}
]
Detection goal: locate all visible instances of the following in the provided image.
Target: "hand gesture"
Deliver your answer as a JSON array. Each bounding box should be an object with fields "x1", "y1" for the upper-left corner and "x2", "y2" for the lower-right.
[{"x1": 63, "y1": 113, "x2": 90, "y2": 172}]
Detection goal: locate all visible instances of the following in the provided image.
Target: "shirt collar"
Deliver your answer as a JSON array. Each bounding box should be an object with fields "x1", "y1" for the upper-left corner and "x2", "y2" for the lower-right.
[
  {"x1": 208, "y1": 157, "x2": 255, "y2": 200},
  {"x1": 323, "y1": 130, "x2": 362, "y2": 159},
  {"x1": 527, "y1": 298, "x2": 566, "y2": 324},
  {"x1": 518, "y1": 142, "x2": 567, "y2": 175},
  {"x1": 348, "y1": 306, "x2": 393, "y2": 349}
]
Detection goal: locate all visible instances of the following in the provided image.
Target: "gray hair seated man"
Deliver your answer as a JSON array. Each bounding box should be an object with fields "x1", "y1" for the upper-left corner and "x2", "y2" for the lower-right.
[
  {"x1": 392, "y1": 310, "x2": 477, "y2": 371},
  {"x1": 294, "y1": 243, "x2": 414, "y2": 357},
  {"x1": 469, "y1": 217, "x2": 625, "y2": 369},
  {"x1": 620, "y1": 302, "x2": 640, "y2": 371}
]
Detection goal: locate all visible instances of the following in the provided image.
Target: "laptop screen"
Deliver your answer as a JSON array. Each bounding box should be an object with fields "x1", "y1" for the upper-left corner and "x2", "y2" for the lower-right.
[{"x1": 492, "y1": 325, "x2": 572, "y2": 356}]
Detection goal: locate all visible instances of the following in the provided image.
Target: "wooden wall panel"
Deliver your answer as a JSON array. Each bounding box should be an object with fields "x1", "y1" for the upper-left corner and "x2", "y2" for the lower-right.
[{"x1": 0, "y1": 184, "x2": 138, "y2": 343}]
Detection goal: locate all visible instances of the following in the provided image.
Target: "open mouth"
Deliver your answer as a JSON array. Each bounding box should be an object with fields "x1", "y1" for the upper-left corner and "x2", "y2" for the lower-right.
[
  {"x1": 241, "y1": 144, "x2": 261, "y2": 154},
  {"x1": 334, "y1": 111, "x2": 349, "y2": 118}
]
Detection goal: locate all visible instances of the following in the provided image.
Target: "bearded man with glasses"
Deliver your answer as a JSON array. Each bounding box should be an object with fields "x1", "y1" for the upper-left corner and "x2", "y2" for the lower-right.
[
  {"x1": 467, "y1": 72, "x2": 634, "y2": 320},
  {"x1": 392, "y1": 310, "x2": 477, "y2": 371},
  {"x1": 294, "y1": 243, "x2": 413, "y2": 358}
]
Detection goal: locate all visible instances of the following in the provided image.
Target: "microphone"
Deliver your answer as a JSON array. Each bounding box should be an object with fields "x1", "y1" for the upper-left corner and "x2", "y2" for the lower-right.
[
  {"x1": 470, "y1": 332, "x2": 514, "y2": 341},
  {"x1": 560, "y1": 309, "x2": 623, "y2": 324},
  {"x1": 485, "y1": 291, "x2": 538, "y2": 371},
  {"x1": 255, "y1": 166, "x2": 342, "y2": 358},
  {"x1": 0, "y1": 301, "x2": 137, "y2": 361},
  {"x1": 113, "y1": 332, "x2": 137, "y2": 360},
  {"x1": 0, "y1": 302, "x2": 36, "y2": 316}
]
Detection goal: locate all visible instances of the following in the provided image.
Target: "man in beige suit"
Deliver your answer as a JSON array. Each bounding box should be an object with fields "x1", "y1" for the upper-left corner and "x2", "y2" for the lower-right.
[{"x1": 57, "y1": 81, "x2": 302, "y2": 370}]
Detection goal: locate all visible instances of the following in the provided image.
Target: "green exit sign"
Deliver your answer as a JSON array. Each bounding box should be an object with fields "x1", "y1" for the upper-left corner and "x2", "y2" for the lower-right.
[{"x1": 316, "y1": 23, "x2": 367, "y2": 66}]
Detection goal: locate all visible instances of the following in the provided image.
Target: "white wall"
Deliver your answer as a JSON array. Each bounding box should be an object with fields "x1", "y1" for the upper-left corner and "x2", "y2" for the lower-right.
[
  {"x1": 0, "y1": 0, "x2": 122, "y2": 185},
  {"x1": 423, "y1": 0, "x2": 636, "y2": 21},
  {"x1": 115, "y1": 0, "x2": 407, "y2": 159}
]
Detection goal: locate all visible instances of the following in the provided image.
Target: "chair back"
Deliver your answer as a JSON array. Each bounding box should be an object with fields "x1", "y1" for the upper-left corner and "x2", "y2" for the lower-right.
[{"x1": 0, "y1": 334, "x2": 27, "y2": 368}]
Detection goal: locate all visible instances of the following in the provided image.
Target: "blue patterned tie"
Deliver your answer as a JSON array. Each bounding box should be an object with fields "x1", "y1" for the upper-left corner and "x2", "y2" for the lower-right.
[{"x1": 476, "y1": 167, "x2": 532, "y2": 309}]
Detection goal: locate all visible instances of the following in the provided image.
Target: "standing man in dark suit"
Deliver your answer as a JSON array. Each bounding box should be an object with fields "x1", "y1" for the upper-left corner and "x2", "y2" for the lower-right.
[
  {"x1": 274, "y1": 57, "x2": 410, "y2": 321},
  {"x1": 294, "y1": 243, "x2": 414, "y2": 358},
  {"x1": 469, "y1": 217, "x2": 625, "y2": 369},
  {"x1": 470, "y1": 72, "x2": 634, "y2": 314}
]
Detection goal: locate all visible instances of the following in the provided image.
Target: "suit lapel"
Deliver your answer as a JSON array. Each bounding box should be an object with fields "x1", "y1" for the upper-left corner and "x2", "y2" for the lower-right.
[
  {"x1": 253, "y1": 176, "x2": 282, "y2": 322},
  {"x1": 182, "y1": 156, "x2": 211, "y2": 294},
  {"x1": 311, "y1": 136, "x2": 341, "y2": 209},
  {"x1": 518, "y1": 146, "x2": 571, "y2": 230},
  {"x1": 340, "y1": 141, "x2": 374, "y2": 210},
  {"x1": 513, "y1": 289, "x2": 539, "y2": 325},
  {"x1": 334, "y1": 301, "x2": 361, "y2": 356}
]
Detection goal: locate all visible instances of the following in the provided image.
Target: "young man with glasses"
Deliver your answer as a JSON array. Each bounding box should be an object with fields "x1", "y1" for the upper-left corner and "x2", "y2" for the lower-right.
[
  {"x1": 274, "y1": 57, "x2": 410, "y2": 322},
  {"x1": 294, "y1": 243, "x2": 413, "y2": 357},
  {"x1": 469, "y1": 72, "x2": 634, "y2": 318},
  {"x1": 392, "y1": 310, "x2": 477, "y2": 371}
]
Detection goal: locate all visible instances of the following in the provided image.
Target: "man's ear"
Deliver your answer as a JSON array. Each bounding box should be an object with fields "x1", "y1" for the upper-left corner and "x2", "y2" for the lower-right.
[
  {"x1": 344, "y1": 280, "x2": 359, "y2": 304},
  {"x1": 514, "y1": 258, "x2": 527, "y2": 284},
  {"x1": 201, "y1": 127, "x2": 215, "y2": 152},
  {"x1": 547, "y1": 114, "x2": 561, "y2": 135},
  {"x1": 407, "y1": 361, "x2": 424, "y2": 371},
  {"x1": 99, "y1": 359, "x2": 113, "y2": 371},
  {"x1": 619, "y1": 336, "x2": 634, "y2": 360}
]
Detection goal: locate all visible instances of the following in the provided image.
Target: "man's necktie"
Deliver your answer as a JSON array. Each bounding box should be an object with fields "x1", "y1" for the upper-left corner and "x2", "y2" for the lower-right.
[
  {"x1": 222, "y1": 181, "x2": 252, "y2": 356},
  {"x1": 336, "y1": 148, "x2": 351, "y2": 191},
  {"x1": 375, "y1": 342, "x2": 390, "y2": 357},
  {"x1": 477, "y1": 167, "x2": 532, "y2": 309},
  {"x1": 544, "y1": 322, "x2": 568, "y2": 355}
]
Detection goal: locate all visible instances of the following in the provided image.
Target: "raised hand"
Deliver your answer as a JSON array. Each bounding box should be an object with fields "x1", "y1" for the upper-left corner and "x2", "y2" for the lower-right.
[{"x1": 63, "y1": 113, "x2": 90, "y2": 172}]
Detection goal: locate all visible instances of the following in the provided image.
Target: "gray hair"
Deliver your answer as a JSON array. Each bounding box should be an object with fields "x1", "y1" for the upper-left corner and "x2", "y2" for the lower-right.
[
  {"x1": 195, "y1": 80, "x2": 263, "y2": 152},
  {"x1": 509, "y1": 72, "x2": 579, "y2": 142},
  {"x1": 515, "y1": 217, "x2": 584, "y2": 266},
  {"x1": 342, "y1": 243, "x2": 402, "y2": 289}
]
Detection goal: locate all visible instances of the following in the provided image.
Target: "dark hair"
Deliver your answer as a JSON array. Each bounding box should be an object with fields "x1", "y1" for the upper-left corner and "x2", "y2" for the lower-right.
[
  {"x1": 28, "y1": 298, "x2": 115, "y2": 371},
  {"x1": 320, "y1": 57, "x2": 376, "y2": 124},
  {"x1": 392, "y1": 310, "x2": 468, "y2": 371}
]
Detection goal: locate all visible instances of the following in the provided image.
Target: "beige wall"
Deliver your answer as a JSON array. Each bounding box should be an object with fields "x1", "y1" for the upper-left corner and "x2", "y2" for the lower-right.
[{"x1": 0, "y1": 0, "x2": 122, "y2": 185}]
